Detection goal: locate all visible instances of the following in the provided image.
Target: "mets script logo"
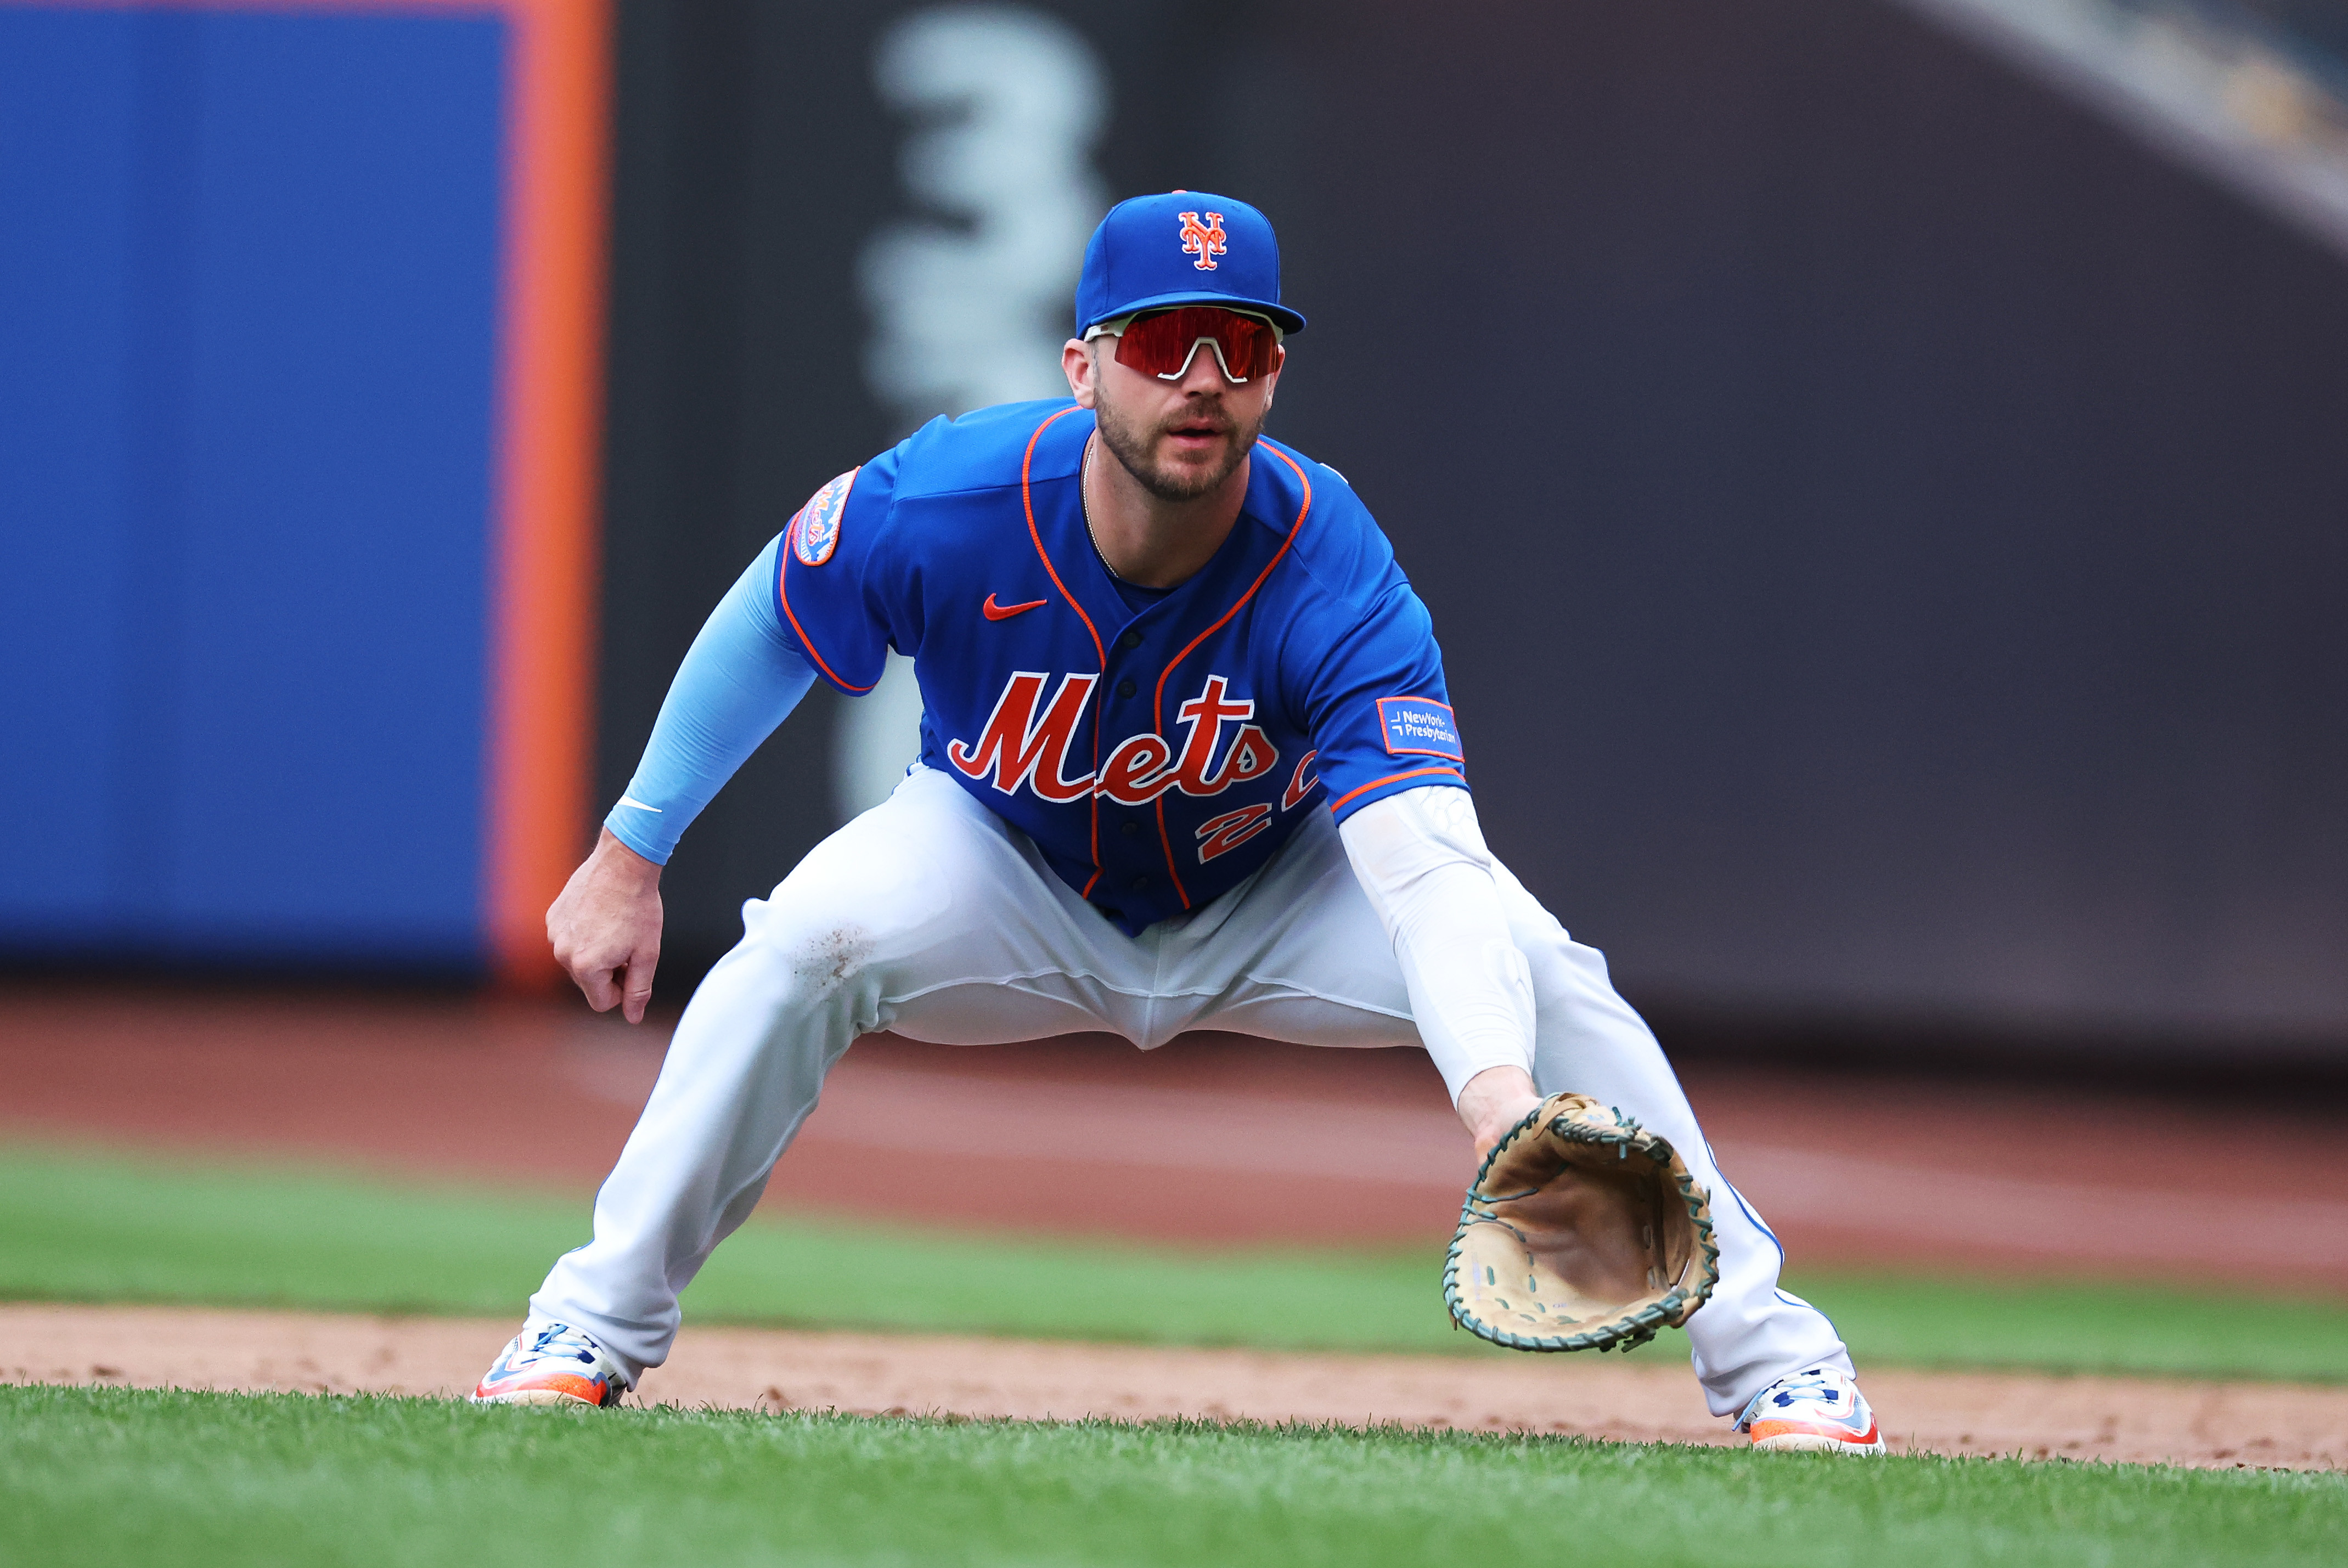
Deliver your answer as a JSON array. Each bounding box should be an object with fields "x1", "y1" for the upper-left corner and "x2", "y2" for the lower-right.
[
  {"x1": 949, "y1": 672, "x2": 1275, "y2": 806},
  {"x1": 1178, "y1": 210, "x2": 1226, "y2": 271},
  {"x1": 792, "y1": 469, "x2": 857, "y2": 567}
]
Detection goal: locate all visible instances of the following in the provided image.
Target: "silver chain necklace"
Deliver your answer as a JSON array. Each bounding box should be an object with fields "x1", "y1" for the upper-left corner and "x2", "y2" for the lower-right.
[{"x1": 1078, "y1": 433, "x2": 1134, "y2": 584}]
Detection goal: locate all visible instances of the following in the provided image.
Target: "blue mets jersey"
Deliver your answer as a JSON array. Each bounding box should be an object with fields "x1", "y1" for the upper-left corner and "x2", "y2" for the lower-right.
[{"x1": 774, "y1": 399, "x2": 1468, "y2": 935}]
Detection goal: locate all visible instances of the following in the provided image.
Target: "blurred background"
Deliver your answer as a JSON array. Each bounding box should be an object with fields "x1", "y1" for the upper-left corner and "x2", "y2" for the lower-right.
[{"x1": 4, "y1": 0, "x2": 2347, "y2": 1350}]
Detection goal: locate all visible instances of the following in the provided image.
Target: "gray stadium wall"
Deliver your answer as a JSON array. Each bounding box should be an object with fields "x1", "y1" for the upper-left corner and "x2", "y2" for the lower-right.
[{"x1": 598, "y1": 0, "x2": 2348, "y2": 1067}]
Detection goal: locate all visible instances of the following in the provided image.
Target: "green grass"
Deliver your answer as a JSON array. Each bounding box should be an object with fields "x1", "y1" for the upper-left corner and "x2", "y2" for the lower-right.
[
  {"x1": 3, "y1": 1385, "x2": 2341, "y2": 1568},
  {"x1": 4, "y1": 1142, "x2": 2346, "y2": 1381}
]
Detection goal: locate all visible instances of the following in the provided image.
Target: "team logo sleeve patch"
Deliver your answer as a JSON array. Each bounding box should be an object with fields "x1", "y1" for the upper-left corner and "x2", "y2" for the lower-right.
[
  {"x1": 1377, "y1": 696, "x2": 1463, "y2": 760},
  {"x1": 774, "y1": 453, "x2": 896, "y2": 696},
  {"x1": 791, "y1": 468, "x2": 858, "y2": 567}
]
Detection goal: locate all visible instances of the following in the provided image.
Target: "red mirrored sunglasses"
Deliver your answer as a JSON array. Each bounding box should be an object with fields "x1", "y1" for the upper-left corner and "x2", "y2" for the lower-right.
[{"x1": 1088, "y1": 306, "x2": 1282, "y2": 383}]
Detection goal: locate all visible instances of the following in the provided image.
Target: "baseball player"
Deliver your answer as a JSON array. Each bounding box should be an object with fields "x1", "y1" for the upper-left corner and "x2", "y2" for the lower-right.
[{"x1": 471, "y1": 192, "x2": 1883, "y2": 1453}]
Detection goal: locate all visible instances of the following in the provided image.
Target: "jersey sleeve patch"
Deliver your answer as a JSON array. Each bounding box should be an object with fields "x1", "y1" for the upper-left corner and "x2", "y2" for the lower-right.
[
  {"x1": 1376, "y1": 696, "x2": 1463, "y2": 760},
  {"x1": 791, "y1": 468, "x2": 858, "y2": 566}
]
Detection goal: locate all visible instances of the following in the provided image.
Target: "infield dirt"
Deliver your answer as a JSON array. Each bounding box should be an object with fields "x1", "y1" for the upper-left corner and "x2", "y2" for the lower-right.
[
  {"x1": 10, "y1": 986, "x2": 2348, "y2": 1475},
  {"x1": 6, "y1": 1301, "x2": 2344, "y2": 1471}
]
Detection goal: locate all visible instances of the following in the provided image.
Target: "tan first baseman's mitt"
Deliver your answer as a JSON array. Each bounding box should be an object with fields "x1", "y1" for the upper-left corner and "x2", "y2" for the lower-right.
[{"x1": 1444, "y1": 1092, "x2": 1720, "y2": 1352}]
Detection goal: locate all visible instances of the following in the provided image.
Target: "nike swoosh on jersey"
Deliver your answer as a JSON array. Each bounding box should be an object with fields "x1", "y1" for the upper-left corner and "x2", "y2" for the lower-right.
[
  {"x1": 982, "y1": 594, "x2": 1049, "y2": 621},
  {"x1": 617, "y1": 796, "x2": 663, "y2": 813}
]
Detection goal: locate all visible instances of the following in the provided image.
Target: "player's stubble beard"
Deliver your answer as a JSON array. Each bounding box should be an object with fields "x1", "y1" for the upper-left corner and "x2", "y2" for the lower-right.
[{"x1": 1091, "y1": 388, "x2": 1266, "y2": 503}]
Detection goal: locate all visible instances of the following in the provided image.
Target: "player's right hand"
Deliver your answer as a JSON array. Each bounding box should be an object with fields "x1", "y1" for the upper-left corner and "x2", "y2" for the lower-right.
[{"x1": 547, "y1": 828, "x2": 665, "y2": 1023}]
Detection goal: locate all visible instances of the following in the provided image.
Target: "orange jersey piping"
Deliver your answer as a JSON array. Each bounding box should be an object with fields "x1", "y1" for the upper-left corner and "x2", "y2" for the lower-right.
[
  {"x1": 1148, "y1": 439, "x2": 1313, "y2": 907},
  {"x1": 1327, "y1": 766, "x2": 1465, "y2": 815},
  {"x1": 1021, "y1": 407, "x2": 1106, "y2": 892}
]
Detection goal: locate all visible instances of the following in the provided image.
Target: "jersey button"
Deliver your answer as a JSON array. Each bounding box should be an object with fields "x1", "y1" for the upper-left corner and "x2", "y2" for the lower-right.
[
  {"x1": 1116, "y1": 679, "x2": 1136, "y2": 698},
  {"x1": 1120, "y1": 819, "x2": 1141, "y2": 837},
  {"x1": 1118, "y1": 630, "x2": 1143, "y2": 650},
  {"x1": 1129, "y1": 875, "x2": 1149, "y2": 891}
]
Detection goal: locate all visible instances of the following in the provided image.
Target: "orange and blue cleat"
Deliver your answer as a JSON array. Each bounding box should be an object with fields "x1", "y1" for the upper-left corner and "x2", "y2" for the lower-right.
[
  {"x1": 1737, "y1": 1365, "x2": 1884, "y2": 1453},
  {"x1": 471, "y1": 1322, "x2": 629, "y2": 1408}
]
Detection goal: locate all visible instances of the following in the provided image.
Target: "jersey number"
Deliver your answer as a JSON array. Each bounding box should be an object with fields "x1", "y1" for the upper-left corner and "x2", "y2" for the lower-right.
[{"x1": 1195, "y1": 803, "x2": 1274, "y2": 863}]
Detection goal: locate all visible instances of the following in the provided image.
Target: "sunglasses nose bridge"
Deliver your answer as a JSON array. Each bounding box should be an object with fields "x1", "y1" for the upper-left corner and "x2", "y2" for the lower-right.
[{"x1": 1153, "y1": 335, "x2": 1248, "y2": 385}]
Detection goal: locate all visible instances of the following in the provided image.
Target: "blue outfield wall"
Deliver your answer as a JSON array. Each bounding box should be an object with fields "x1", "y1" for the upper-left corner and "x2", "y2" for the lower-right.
[{"x1": 0, "y1": 6, "x2": 506, "y2": 968}]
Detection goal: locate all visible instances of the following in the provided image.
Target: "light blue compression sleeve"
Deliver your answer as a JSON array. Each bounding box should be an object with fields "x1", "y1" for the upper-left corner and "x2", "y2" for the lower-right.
[{"x1": 603, "y1": 534, "x2": 817, "y2": 865}]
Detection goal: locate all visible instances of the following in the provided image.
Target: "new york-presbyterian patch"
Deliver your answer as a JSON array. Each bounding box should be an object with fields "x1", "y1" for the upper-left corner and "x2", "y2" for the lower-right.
[
  {"x1": 791, "y1": 468, "x2": 858, "y2": 567},
  {"x1": 1377, "y1": 696, "x2": 1463, "y2": 760}
]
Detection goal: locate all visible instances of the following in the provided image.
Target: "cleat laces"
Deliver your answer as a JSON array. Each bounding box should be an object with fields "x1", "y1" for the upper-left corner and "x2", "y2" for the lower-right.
[
  {"x1": 520, "y1": 1323, "x2": 601, "y2": 1366},
  {"x1": 1767, "y1": 1368, "x2": 1848, "y2": 1411},
  {"x1": 1738, "y1": 1366, "x2": 1861, "y2": 1430}
]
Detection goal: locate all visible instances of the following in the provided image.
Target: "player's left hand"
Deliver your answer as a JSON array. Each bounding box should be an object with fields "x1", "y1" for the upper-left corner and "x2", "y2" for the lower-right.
[
  {"x1": 1444, "y1": 1092, "x2": 1720, "y2": 1353},
  {"x1": 1456, "y1": 1065, "x2": 1544, "y2": 1159}
]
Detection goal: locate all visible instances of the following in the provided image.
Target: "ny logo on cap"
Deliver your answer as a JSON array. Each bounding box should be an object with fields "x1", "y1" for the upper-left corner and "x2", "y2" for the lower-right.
[{"x1": 1178, "y1": 210, "x2": 1226, "y2": 271}]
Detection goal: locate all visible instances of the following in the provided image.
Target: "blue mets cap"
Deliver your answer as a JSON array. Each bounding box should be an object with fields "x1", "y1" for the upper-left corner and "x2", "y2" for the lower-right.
[{"x1": 1074, "y1": 190, "x2": 1307, "y2": 339}]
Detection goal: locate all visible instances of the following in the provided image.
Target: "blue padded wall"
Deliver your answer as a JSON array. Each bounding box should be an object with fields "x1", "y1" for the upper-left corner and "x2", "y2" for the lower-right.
[{"x1": 0, "y1": 7, "x2": 506, "y2": 967}]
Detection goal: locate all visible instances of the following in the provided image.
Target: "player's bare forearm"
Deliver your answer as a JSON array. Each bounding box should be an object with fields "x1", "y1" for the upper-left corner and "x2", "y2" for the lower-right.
[
  {"x1": 547, "y1": 828, "x2": 665, "y2": 1023},
  {"x1": 1457, "y1": 1065, "x2": 1542, "y2": 1160}
]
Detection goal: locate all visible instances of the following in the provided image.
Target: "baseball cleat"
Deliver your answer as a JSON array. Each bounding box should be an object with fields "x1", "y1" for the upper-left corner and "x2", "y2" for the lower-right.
[
  {"x1": 1736, "y1": 1365, "x2": 1884, "y2": 1454},
  {"x1": 471, "y1": 1321, "x2": 629, "y2": 1408}
]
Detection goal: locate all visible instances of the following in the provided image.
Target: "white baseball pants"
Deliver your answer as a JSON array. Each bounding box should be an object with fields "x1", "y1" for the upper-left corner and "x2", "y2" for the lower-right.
[{"x1": 533, "y1": 764, "x2": 1851, "y2": 1418}]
